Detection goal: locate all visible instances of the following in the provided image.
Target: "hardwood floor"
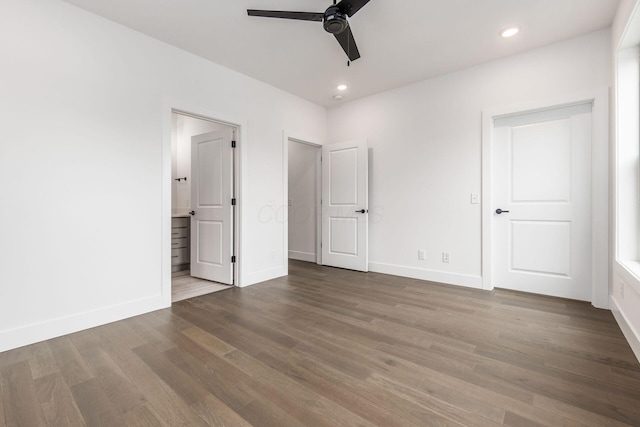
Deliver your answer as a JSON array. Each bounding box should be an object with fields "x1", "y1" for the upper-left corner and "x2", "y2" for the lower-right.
[
  {"x1": 2, "y1": 259, "x2": 640, "y2": 426},
  {"x1": 172, "y1": 271, "x2": 231, "y2": 303}
]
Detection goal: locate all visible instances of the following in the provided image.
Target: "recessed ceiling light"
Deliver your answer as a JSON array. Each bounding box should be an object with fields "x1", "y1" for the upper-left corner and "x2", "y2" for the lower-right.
[
  {"x1": 500, "y1": 27, "x2": 520, "y2": 38},
  {"x1": 337, "y1": 84, "x2": 348, "y2": 91}
]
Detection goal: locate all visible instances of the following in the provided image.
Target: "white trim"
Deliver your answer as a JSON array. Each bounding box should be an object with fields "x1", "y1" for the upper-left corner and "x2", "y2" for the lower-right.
[
  {"x1": 242, "y1": 266, "x2": 287, "y2": 287},
  {"x1": 283, "y1": 131, "x2": 289, "y2": 275},
  {"x1": 316, "y1": 148, "x2": 322, "y2": 265},
  {"x1": 369, "y1": 262, "x2": 483, "y2": 289},
  {"x1": 615, "y1": 260, "x2": 640, "y2": 296},
  {"x1": 481, "y1": 88, "x2": 610, "y2": 308},
  {"x1": 162, "y1": 99, "x2": 248, "y2": 301},
  {"x1": 288, "y1": 137, "x2": 321, "y2": 147},
  {"x1": 481, "y1": 110, "x2": 493, "y2": 291},
  {"x1": 610, "y1": 295, "x2": 640, "y2": 363},
  {"x1": 0, "y1": 296, "x2": 163, "y2": 353},
  {"x1": 614, "y1": 47, "x2": 640, "y2": 267},
  {"x1": 616, "y1": 0, "x2": 640, "y2": 51},
  {"x1": 289, "y1": 251, "x2": 317, "y2": 262}
]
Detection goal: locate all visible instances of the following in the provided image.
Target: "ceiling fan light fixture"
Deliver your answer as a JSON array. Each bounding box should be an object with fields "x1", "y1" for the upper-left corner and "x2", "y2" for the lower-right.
[
  {"x1": 500, "y1": 27, "x2": 520, "y2": 38},
  {"x1": 323, "y1": 6, "x2": 348, "y2": 34},
  {"x1": 247, "y1": 0, "x2": 369, "y2": 62}
]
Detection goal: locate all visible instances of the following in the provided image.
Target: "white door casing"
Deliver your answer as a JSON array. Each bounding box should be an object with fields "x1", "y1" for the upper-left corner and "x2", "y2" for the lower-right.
[
  {"x1": 321, "y1": 139, "x2": 369, "y2": 272},
  {"x1": 190, "y1": 129, "x2": 234, "y2": 285},
  {"x1": 492, "y1": 103, "x2": 592, "y2": 300}
]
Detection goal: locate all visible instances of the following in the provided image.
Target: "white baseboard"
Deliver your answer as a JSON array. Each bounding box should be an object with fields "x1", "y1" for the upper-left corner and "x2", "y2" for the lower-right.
[
  {"x1": 368, "y1": 262, "x2": 483, "y2": 289},
  {"x1": 610, "y1": 295, "x2": 640, "y2": 363},
  {"x1": 0, "y1": 295, "x2": 167, "y2": 354},
  {"x1": 288, "y1": 250, "x2": 316, "y2": 263},
  {"x1": 241, "y1": 266, "x2": 287, "y2": 287}
]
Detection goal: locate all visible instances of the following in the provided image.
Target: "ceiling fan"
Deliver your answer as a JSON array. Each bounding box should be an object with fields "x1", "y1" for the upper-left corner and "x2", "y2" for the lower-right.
[{"x1": 247, "y1": 0, "x2": 371, "y2": 63}]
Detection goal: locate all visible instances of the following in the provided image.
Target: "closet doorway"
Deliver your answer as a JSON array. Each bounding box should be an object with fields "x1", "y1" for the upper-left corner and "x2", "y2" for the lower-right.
[
  {"x1": 171, "y1": 111, "x2": 236, "y2": 302},
  {"x1": 287, "y1": 138, "x2": 322, "y2": 268}
]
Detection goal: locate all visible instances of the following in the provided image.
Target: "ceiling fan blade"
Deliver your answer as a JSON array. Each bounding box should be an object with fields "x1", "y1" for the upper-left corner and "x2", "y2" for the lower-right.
[
  {"x1": 247, "y1": 10, "x2": 324, "y2": 22},
  {"x1": 334, "y1": 26, "x2": 361, "y2": 61},
  {"x1": 336, "y1": 0, "x2": 370, "y2": 17}
]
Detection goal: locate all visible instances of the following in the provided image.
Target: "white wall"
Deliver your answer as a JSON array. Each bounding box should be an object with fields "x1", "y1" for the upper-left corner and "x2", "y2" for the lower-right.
[
  {"x1": 171, "y1": 114, "x2": 230, "y2": 214},
  {"x1": 611, "y1": 0, "x2": 640, "y2": 361},
  {"x1": 0, "y1": 0, "x2": 326, "y2": 352},
  {"x1": 288, "y1": 141, "x2": 319, "y2": 262},
  {"x1": 327, "y1": 29, "x2": 611, "y2": 289}
]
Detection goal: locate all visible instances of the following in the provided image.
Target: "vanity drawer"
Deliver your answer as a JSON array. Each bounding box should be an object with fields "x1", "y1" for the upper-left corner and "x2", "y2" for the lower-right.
[
  {"x1": 171, "y1": 248, "x2": 189, "y2": 265},
  {"x1": 172, "y1": 217, "x2": 189, "y2": 228},
  {"x1": 171, "y1": 217, "x2": 190, "y2": 268},
  {"x1": 171, "y1": 237, "x2": 188, "y2": 249},
  {"x1": 171, "y1": 227, "x2": 188, "y2": 239}
]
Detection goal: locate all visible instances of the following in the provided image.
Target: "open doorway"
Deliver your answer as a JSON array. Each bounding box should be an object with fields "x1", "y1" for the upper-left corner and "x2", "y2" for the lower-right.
[
  {"x1": 171, "y1": 111, "x2": 236, "y2": 302},
  {"x1": 287, "y1": 139, "x2": 321, "y2": 268}
]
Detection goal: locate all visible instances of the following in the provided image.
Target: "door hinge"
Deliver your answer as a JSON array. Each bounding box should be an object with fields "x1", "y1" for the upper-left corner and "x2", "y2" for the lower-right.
[
  {"x1": 231, "y1": 140, "x2": 236, "y2": 148},
  {"x1": 231, "y1": 198, "x2": 236, "y2": 206},
  {"x1": 231, "y1": 255, "x2": 236, "y2": 263}
]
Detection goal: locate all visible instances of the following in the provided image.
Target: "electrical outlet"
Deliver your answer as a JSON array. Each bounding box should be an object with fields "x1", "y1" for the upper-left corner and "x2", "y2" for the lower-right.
[
  {"x1": 471, "y1": 193, "x2": 480, "y2": 204},
  {"x1": 442, "y1": 252, "x2": 450, "y2": 263},
  {"x1": 418, "y1": 249, "x2": 425, "y2": 260}
]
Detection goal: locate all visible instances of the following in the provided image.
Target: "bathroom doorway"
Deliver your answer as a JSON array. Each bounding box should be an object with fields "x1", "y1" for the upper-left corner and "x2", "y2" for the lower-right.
[{"x1": 171, "y1": 111, "x2": 236, "y2": 302}]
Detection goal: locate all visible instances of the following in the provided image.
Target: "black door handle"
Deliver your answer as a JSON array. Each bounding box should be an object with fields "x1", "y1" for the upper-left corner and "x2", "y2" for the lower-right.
[
  {"x1": 189, "y1": 210, "x2": 195, "y2": 216},
  {"x1": 355, "y1": 209, "x2": 368, "y2": 214},
  {"x1": 495, "y1": 209, "x2": 510, "y2": 215}
]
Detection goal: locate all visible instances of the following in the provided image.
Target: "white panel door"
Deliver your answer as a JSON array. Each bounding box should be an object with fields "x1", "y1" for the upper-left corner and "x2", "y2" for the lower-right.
[
  {"x1": 322, "y1": 139, "x2": 368, "y2": 271},
  {"x1": 493, "y1": 103, "x2": 592, "y2": 300},
  {"x1": 190, "y1": 129, "x2": 233, "y2": 285}
]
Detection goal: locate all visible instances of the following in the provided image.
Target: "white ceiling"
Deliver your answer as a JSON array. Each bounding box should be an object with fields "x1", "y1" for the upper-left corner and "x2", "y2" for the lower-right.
[{"x1": 62, "y1": 0, "x2": 620, "y2": 107}]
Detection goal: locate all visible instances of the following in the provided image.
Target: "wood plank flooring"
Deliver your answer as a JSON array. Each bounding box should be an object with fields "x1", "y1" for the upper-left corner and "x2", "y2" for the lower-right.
[{"x1": 2, "y1": 259, "x2": 640, "y2": 426}]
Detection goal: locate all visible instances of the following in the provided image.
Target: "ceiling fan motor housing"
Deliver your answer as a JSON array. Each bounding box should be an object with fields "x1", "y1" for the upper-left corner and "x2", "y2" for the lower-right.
[{"x1": 323, "y1": 6, "x2": 348, "y2": 34}]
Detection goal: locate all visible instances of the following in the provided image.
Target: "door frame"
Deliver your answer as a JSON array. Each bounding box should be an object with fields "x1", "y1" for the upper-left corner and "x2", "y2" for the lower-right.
[
  {"x1": 162, "y1": 100, "x2": 247, "y2": 307},
  {"x1": 284, "y1": 134, "x2": 323, "y2": 271},
  {"x1": 481, "y1": 88, "x2": 609, "y2": 308}
]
